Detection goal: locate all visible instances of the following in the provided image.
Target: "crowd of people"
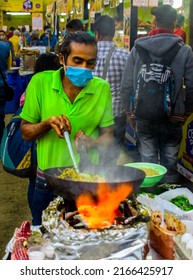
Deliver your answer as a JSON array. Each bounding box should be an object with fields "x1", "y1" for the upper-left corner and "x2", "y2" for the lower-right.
[{"x1": 0, "y1": 5, "x2": 193, "y2": 226}]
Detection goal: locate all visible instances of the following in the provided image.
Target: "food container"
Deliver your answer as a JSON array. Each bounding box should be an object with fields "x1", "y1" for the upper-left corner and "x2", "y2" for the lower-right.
[
  {"x1": 28, "y1": 246, "x2": 45, "y2": 260},
  {"x1": 174, "y1": 233, "x2": 193, "y2": 260},
  {"x1": 149, "y1": 221, "x2": 176, "y2": 259},
  {"x1": 19, "y1": 48, "x2": 40, "y2": 71},
  {"x1": 124, "y1": 162, "x2": 167, "y2": 187},
  {"x1": 149, "y1": 211, "x2": 186, "y2": 259}
]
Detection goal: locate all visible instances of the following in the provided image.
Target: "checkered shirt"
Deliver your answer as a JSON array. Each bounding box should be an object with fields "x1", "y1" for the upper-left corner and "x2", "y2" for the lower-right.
[{"x1": 93, "y1": 41, "x2": 129, "y2": 117}]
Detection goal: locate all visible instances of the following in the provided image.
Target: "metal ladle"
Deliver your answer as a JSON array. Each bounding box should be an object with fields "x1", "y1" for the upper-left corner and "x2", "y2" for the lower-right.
[{"x1": 64, "y1": 131, "x2": 80, "y2": 173}]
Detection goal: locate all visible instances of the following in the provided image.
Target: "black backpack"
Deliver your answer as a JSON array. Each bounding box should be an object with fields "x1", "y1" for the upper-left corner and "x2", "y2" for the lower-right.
[
  {"x1": 0, "y1": 106, "x2": 37, "y2": 178},
  {"x1": 132, "y1": 43, "x2": 181, "y2": 121}
]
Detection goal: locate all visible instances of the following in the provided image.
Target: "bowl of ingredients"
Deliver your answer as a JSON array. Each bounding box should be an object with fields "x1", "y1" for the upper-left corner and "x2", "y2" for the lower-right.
[{"x1": 124, "y1": 162, "x2": 167, "y2": 187}]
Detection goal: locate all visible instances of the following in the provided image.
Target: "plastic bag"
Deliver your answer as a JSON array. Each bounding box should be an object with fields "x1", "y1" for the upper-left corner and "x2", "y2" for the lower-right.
[{"x1": 158, "y1": 188, "x2": 193, "y2": 204}]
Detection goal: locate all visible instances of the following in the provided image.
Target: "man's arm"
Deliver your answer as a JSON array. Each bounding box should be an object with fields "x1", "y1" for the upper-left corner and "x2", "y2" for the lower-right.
[
  {"x1": 74, "y1": 126, "x2": 114, "y2": 151},
  {"x1": 96, "y1": 126, "x2": 114, "y2": 146},
  {"x1": 20, "y1": 115, "x2": 71, "y2": 141}
]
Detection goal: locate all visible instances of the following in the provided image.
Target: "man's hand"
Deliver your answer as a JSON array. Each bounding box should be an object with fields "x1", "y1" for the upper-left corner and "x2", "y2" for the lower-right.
[
  {"x1": 74, "y1": 130, "x2": 94, "y2": 151},
  {"x1": 49, "y1": 115, "x2": 71, "y2": 138},
  {"x1": 126, "y1": 113, "x2": 136, "y2": 130}
]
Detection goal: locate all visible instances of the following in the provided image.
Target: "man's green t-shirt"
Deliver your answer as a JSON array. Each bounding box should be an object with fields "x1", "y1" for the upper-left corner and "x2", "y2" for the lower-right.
[{"x1": 20, "y1": 69, "x2": 114, "y2": 170}]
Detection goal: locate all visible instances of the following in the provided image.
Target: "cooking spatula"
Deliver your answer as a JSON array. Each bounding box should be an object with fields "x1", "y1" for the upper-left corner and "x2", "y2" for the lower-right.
[{"x1": 64, "y1": 131, "x2": 79, "y2": 174}]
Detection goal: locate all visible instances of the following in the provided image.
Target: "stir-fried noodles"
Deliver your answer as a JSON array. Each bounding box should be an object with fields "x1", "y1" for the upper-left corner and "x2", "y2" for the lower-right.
[
  {"x1": 58, "y1": 168, "x2": 106, "y2": 182},
  {"x1": 138, "y1": 167, "x2": 159, "y2": 177}
]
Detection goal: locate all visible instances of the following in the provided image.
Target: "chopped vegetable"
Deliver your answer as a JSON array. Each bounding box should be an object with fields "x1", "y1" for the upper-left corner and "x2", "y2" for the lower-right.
[{"x1": 170, "y1": 196, "x2": 193, "y2": 211}]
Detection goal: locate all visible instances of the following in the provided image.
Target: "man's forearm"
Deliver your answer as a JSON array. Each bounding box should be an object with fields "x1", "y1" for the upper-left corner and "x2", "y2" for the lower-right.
[{"x1": 20, "y1": 119, "x2": 51, "y2": 141}]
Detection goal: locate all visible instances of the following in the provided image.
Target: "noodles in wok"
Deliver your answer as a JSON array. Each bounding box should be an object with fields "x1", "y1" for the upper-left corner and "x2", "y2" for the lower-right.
[{"x1": 58, "y1": 168, "x2": 106, "y2": 182}]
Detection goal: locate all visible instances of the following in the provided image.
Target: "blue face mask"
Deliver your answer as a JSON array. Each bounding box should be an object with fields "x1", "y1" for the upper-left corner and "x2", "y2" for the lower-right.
[{"x1": 65, "y1": 66, "x2": 93, "y2": 87}]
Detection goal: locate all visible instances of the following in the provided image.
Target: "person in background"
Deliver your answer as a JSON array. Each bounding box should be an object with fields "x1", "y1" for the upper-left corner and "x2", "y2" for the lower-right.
[
  {"x1": 93, "y1": 15, "x2": 129, "y2": 164},
  {"x1": 120, "y1": 5, "x2": 193, "y2": 184},
  {"x1": 19, "y1": 52, "x2": 61, "y2": 220},
  {"x1": 55, "y1": 19, "x2": 84, "y2": 54},
  {"x1": 9, "y1": 29, "x2": 21, "y2": 59},
  {"x1": 0, "y1": 29, "x2": 16, "y2": 66},
  {"x1": 40, "y1": 24, "x2": 51, "y2": 41},
  {"x1": 83, "y1": 20, "x2": 95, "y2": 37},
  {"x1": 20, "y1": 26, "x2": 29, "y2": 48},
  {"x1": 0, "y1": 40, "x2": 11, "y2": 147},
  {"x1": 20, "y1": 32, "x2": 114, "y2": 226},
  {"x1": 6, "y1": 26, "x2": 15, "y2": 40},
  {"x1": 26, "y1": 30, "x2": 41, "y2": 47},
  {"x1": 174, "y1": 14, "x2": 186, "y2": 43},
  {"x1": 20, "y1": 52, "x2": 62, "y2": 106},
  {"x1": 65, "y1": 19, "x2": 84, "y2": 34},
  {"x1": 41, "y1": 28, "x2": 58, "y2": 52},
  {"x1": 148, "y1": 5, "x2": 176, "y2": 36}
]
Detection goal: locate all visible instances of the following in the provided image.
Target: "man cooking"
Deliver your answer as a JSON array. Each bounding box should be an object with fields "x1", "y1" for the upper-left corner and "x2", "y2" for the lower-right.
[{"x1": 20, "y1": 32, "x2": 114, "y2": 226}]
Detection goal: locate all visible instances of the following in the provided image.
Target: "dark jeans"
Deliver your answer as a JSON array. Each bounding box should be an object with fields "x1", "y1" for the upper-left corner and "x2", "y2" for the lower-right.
[
  {"x1": 31, "y1": 172, "x2": 54, "y2": 226},
  {"x1": 136, "y1": 119, "x2": 183, "y2": 183},
  {"x1": 31, "y1": 170, "x2": 77, "y2": 225},
  {"x1": 100, "y1": 114, "x2": 127, "y2": 165},
  {"x1": 0, "y1": 86, "x2": 6, "y2": 144},
  {"x1": 27, "y1": 174, "x2": 36, "y2": 214}
]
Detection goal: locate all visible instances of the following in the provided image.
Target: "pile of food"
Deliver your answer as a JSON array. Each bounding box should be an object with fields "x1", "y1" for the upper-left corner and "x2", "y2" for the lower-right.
[
  {"x1": 137, "y1": 167, "x2": 159, "y2": 176},
  {"x1": 170, "y1": 196, "x2": 193, "y2": 211},
  {"x1": 18, "y1": 48, "x2": 40, "y2": 55},
  {"x1": 58, "y1": 168, "x2": 106, "y2": 182},
  {"x1": 137, "y1": 187, "x2": 193, "y2": 259},
  {"x1": 149, "y1": 210, "x2": 186, "y2": 259}
]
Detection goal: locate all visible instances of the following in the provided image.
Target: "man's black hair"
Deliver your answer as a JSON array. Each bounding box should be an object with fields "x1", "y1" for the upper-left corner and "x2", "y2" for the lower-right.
[
  {"x1": 60, "y1": 31, "x2": 97, "y2": 64},
  {"x1": 93, "y1": 15, "x2": 115, "y2": 38},
  {"x1": 43, "y1": 24, "x2": 51, "y2": 31},
  {"x1": 34, "y1": 53, "x2": 61, "y2": 74},
  {"x1": 151, "y1": 5, "x2": 177, "y2": 29},
  {"x1": 66, "y1": 19, "x2": 84, "y2": 31},
  {"x1": 0, "y1": 30, "x2": 6, "y2": 34},
  {"x1": 9, "y1": 26, "x2": 15, "y2": 31}
]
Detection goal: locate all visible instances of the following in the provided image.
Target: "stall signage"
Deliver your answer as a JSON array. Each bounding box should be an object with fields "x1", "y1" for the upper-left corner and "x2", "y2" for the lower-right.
[
  {"x1": 0, "y1": 0, "x2": 43, "y2": 12},
  {"x1": 32, "y1": 12, "x2": 43, "y2": 30},
  {"x1": 56, "y1": 0, "x2": 67, "y2": 15},
  {"x1": 149, "y1": 0, "x2": 158, "y2": 6},
  {"x1": 163, "y1": 0, "x2": 173, "y2": 5},
  {"x1": 177, "y1": 114, "x2": 193, "y2": 182},
  {"x1": 46, "y1": 2, "x2": 54, "y2": 14},
  {"x1": 133, "y1": 0, "x2": 158, "y2": 6}
]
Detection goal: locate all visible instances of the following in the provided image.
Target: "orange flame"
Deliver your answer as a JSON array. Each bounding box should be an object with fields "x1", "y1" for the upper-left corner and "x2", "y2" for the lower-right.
[{"x1": 76, "y1": 183, "x2": 133, "y2": 229}]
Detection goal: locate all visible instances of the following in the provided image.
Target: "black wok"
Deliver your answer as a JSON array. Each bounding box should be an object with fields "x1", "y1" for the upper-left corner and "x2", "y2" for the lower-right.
[{"x1": 43, "y1": 165, "x2": 145, "y2": 202}]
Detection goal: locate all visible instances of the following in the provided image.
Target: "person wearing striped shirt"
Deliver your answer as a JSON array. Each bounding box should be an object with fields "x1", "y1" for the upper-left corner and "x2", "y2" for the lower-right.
[{"x1": 93, "y1": 15, "x2": 129, "y2": 164}]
